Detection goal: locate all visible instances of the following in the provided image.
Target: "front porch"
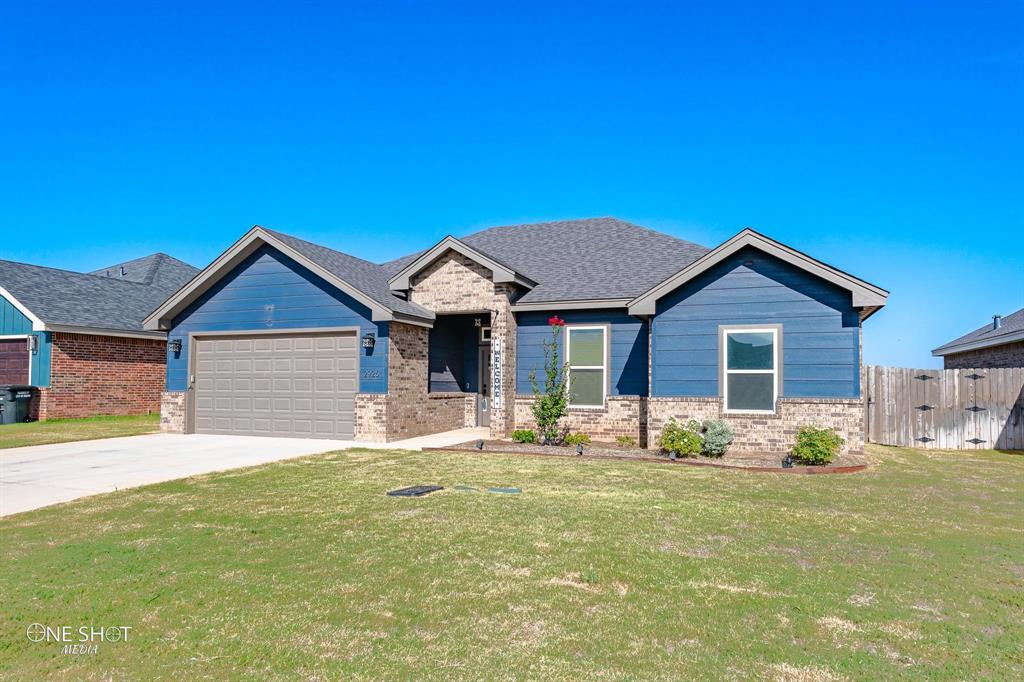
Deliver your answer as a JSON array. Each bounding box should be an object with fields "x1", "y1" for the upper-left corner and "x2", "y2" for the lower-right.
[{"x1": 427, "y1": 312, "x2": 493, "y2": 429}]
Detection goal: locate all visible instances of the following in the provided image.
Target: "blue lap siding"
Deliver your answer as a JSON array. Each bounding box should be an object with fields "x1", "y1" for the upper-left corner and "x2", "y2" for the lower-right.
[
  {"x1": 0, "y1": 294, "x2": 51, "y2": 387},
  {"x1": 165, "y1": 245, "x2": 388, "y2": 393},
  {"x1": 651, "y1": 247, "x2": 860, "y2": 398},
  {"x1": 516, "y1": 310, "x2": 648, "y2": 396}
]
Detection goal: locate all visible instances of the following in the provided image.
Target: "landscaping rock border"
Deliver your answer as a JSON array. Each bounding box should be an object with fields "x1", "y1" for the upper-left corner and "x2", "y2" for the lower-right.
[{"x1": 425, "y1": 440, "x2": 867, "y2": 474}]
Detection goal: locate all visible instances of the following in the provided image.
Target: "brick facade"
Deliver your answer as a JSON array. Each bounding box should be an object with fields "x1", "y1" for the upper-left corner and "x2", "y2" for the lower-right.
[
  {"x1": 354, "y1": 393, "x2": 388, "y2": 441},
  {"x1": 408, "y1": 251, "x2": 518, "y2": 438},
  {"x1": 942, "y1": 341, "x2": 1024, "y2": 369},
  {"x1": 647, "y1": 396, "x2": 864, "y2": 455},
  {"x1": 514, "y1": 395, "x2": 646, "y2": 444},
  {"x1": 34, "y1": 332, "x2": 166, "y2": 420},
  {"x1": 352, "y1": 323, "x2": 477, "y2": 442},
  {"x1": 160, "y1": 391, "x2": 186, "y2": 432}
]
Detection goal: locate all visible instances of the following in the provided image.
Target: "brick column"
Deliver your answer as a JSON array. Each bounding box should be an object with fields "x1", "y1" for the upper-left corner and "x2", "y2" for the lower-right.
[{"x1": 490, "y1": 284, "x2": 517, "y2": 439}]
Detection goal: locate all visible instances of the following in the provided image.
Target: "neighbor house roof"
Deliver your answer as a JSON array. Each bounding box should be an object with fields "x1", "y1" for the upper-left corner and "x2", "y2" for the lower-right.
[
  {"x1": 0, "y1": 255, "x2": 199, "y2": 338},
  {"x1": 932, "y1": 307, "x2": 1024, "y2": 356},
  {"x1": 90, "y1": 253, "x2": 199, "y2": 289}
]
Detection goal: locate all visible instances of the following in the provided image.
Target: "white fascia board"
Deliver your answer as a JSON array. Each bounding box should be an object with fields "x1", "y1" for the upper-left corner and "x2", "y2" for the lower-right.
[
  {"x1": 387, "y1": 236, "x2": 529, "y2": 290},
  {"x1": 0, "y1": 286, "x2": 45, "y2": 331},
  {"x1": 932, "y1": 329, "x2": 1024, "y2": 356},
  {"x1": 144, "y1": 227, "x2": 399, "y2": 330},
  {"x1": 628, "y1": 229, "x2": 889, "y2": 316}
]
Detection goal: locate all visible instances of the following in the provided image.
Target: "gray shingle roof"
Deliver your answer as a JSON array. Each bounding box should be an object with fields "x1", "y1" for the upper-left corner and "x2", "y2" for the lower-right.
[
  {"x1": 933, "y1": 307, "x2": 1024, "y2": 354},
  {"x1": 380, "y1": 217, "x2": 710, "y2": 303},
  {"x1": 262, "y1": 229, "x2": 435, "y2": 320},
  {"x1": 0, "y1": 256, "x2": 199, "y2": 333},
  {"x1": 90, "y1": 253, "x2": 199, "y2": 289}
]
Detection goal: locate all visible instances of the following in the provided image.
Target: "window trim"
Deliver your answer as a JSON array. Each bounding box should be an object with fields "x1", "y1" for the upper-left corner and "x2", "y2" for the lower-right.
[
  {"x1": 564, "y1": 324, "x2": 609, "y2": 409},
  {"x1": 719, "y1": 325, "x2": 782, "y2": 414},
  {"x1": 479, "y1": 326, "x2": 491, "y2": 343}
]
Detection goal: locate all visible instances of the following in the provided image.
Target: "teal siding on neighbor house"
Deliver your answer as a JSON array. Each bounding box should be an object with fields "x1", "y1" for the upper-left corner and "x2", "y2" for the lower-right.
[
  {"x1": 651, "y1": 246, "x2": 861, "y2": 398},
  {"x1": 165, "y1": 244, "x2": 388, "y2": 393},
  {"x1": 516, "y1": 310, "x2": 648, "y2": 396},
  {"x1": 0, "y1": 292, "x2": 51, "y2": 387}
]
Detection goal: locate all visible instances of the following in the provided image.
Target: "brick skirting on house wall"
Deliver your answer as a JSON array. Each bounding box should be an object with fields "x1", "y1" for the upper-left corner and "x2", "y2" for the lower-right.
[
  {"x1": 942, "y1": 341, "x2": 1024, "y2": 369},
  {"x1": 514, "y1": 395, "x2": 646, "y2": 444},
  {"x1": 33, "y1": 333, "x2": 166, "y2": 420},
  {"x1": 647, "y1": 396, "x2": 865, "y2": 455},
  {"x1": 512, "y1": 394, "x2": 864, "y2": 454},
  {"x1": 160, "y1": 391, "x2": 186, "y2": 432}
]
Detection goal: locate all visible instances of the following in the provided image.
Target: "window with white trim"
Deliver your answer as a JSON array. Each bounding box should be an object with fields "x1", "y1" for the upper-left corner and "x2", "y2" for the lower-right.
[
  {"x1": 566, "y1": 325, "x2": 607, "y2": 407},
  {"x1": 722, "y1": 327, "x2": 778, "y2": 413}
]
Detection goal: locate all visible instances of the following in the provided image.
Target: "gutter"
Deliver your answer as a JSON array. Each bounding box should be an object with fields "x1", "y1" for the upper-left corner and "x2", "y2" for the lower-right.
[{"x1": 932, "y1": 329, "x2": 1024, "y2": 357}]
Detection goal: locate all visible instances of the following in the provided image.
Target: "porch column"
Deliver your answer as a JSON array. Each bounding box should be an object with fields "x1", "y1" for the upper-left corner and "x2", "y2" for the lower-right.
[{"x1": 490, "y1": 284, "x2": 517, "y2": 438}]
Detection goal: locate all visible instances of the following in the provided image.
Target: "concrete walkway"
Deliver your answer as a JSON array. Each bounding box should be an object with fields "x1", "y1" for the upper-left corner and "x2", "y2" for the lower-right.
[{"x1": 0, "y1": 427, "x2": 488, "y2": 517}]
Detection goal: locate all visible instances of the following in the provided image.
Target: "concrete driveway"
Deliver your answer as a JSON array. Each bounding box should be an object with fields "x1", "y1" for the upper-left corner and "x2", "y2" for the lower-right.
[{"x1": 0, "y1": 427, "x2": 487, "y2": 516}]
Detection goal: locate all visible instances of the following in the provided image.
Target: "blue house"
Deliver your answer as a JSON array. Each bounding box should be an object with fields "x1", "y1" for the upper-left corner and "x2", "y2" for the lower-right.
[{"x1": 145, "y1": 219, "x2": 886, "y2": 452}]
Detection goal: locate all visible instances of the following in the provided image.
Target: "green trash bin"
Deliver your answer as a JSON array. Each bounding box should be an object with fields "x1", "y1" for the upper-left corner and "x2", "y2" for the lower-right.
[{"x1": 0, "y1": 385, "x2": 34, "y2": 425}]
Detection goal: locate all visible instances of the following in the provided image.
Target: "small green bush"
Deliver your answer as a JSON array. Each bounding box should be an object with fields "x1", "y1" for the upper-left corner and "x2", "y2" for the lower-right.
[
  {"x1": 615, "y1": 435, "x2": 638, "y2": 448},
  {"x1": 564, "y1": 432, "x2": 591, "y2": 446},
  {"x1": 511, "y1": 429, "x2": 537, "y2": 443},
  {"x1": 701, "y1": 419, "x2": 734, "y2": 458},
  {"x1": 791, "y1": 426, "x2": 843, "y2": 465},
  {"x1": 659, "y1": 418, "x2": 702, "y2": 457}
]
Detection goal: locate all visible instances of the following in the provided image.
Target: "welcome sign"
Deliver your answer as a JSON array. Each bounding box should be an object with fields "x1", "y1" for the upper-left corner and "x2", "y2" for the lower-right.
[{"x1": 491, "y1": 337, "x2": 503, "y2": 410}]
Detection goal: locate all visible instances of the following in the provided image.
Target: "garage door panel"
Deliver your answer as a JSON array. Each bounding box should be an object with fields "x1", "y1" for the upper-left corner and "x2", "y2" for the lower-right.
[{"x1": 194, "y1": 332, "x2": 357, "y2": 439}]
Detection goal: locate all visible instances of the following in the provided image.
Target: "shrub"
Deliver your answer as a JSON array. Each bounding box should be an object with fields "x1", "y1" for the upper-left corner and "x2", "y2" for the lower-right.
[
  {"x1": 701, "y1": 419, "x2": 734, "y2": 458},
  {"x1": 528, "y1": 318, "x2": 569, "y2": 444},
  {"x1": 565, "y1": 432, "x2": 591, "y2": 446},
  {"x1": 616, "y1": 435, "x2": 637, "y2": 448},
  {"x1": 511, "y1": 429, "x2": 536, "y2": 443},
  {"x1": 659, "y1": 418, "x2": 702, "y2": 457},
  {"x1": 791, "y1": 426, "x2": 843, "y2": 465}
]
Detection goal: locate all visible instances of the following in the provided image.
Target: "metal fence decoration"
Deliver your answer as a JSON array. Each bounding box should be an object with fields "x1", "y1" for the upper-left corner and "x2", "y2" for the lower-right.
[{"x1": 865, "y1": 365, "x2": 1024, "y2": 450}]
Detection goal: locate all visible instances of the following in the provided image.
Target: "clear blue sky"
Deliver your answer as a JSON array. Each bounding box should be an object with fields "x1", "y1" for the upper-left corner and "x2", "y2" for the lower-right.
[{"x1": 1, "y1": 1, "x2": 1021, "y2": 367}]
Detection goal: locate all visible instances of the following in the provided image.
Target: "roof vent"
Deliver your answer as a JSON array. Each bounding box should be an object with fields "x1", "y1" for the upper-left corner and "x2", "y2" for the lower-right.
[
  {"x1": 120, "y1": 266, "x2": 127, "y2": 277},
  {"x1": 993, "y1": 314, "x2": 1002, "y2": 330}
]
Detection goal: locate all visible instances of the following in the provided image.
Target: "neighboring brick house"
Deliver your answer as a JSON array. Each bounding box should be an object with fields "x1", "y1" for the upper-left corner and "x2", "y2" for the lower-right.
[
  {"x1": 147, "y1": 219, "x2": 887, "y2": 455},
  {"x1": 932, "y1": 308, "x2": 1024, "y2": 369},
  {"x1": 0, "y1": 254, "x2": 198, "y2": 420}
]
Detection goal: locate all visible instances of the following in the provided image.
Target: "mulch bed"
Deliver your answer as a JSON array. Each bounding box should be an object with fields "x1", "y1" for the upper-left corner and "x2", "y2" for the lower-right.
[{"x1": 425, "y1": 440, "x2": 868, "y2": 474}]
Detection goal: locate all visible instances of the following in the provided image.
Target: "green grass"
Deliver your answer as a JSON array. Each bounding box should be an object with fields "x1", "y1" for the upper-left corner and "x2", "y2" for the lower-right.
[
  {"x1": 0, "y1": 414, "x2": 159, "y2": 449},
  {"x1": 1, "y1": 445, "x2": 1021, "y2": 680}
]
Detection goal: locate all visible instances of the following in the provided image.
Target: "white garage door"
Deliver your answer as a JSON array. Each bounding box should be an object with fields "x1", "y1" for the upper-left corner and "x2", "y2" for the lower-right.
[{"x1": 193, "y1": 333, "x2": 357, "y2": 439}]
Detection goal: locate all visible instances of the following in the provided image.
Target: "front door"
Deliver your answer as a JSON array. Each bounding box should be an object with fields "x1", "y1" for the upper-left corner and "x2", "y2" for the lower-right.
[{"x1": 478, "y1": 346, "x2": 491, "y2": 427}]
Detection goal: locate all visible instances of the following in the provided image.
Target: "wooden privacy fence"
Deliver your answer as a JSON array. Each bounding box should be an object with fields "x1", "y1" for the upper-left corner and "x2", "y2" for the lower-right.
[{"x1": 865, "y1": 365, "x2": 1024, "y2": 450}]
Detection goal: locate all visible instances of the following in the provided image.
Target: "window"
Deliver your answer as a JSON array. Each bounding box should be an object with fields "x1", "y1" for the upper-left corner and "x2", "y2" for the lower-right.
[
  {"x1": 479, "y1": 326, "x2": 491, "y2": 342},
  {"x1": 566, "y1": 325, "x2": 607, "y2": 407},
  {"x1": 722, "y1": 327, "x2": 778, "y2": 413}
]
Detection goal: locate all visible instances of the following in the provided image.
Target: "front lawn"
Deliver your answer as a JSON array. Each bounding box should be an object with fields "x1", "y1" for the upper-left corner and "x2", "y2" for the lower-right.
[
  {"x1": 0, "y1": 414, "x2": 159, "y2": 449},
  {"x1": 0, "y1": 445, "x2": 1020, "y2": 679}
]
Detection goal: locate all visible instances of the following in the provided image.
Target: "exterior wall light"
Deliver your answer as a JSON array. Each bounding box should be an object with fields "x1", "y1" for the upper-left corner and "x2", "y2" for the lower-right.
[
  {"x1": 27, "y1": 335, "x2": 39, "y2": 354},
  {"x1": 168, "y1": 338, "x2": 183, "y2": 354},
  {"x1": 362, "y1": 333, "x2": 376, "y2": 349}
]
